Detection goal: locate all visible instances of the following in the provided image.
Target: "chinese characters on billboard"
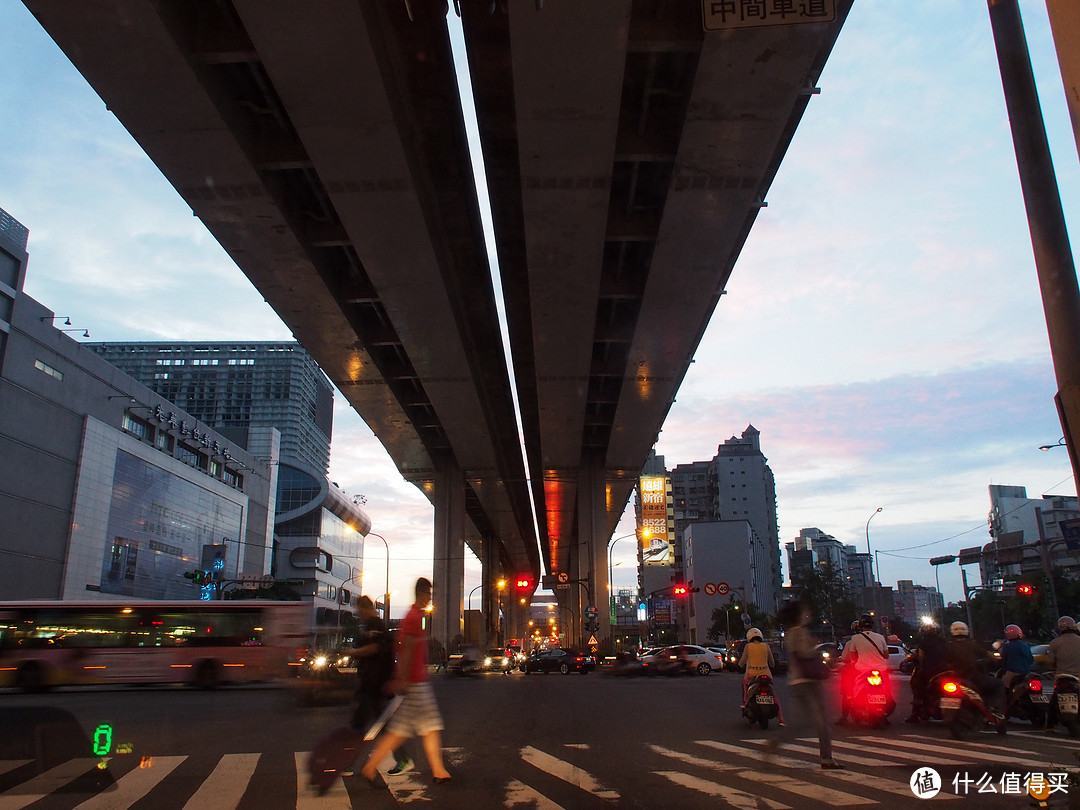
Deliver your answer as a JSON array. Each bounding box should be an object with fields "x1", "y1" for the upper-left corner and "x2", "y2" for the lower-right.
[{"x1": 639, "y1": 476, "x2": 673, "y2": 564}]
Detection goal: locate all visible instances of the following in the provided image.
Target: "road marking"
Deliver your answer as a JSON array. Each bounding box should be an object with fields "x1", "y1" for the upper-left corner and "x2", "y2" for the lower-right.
[
  {"x1": 654, "y1": 771, "x2": 791, "y2": 809},
  {"x1": 520, "y1": 746, "x2": 618, "y2": 801},
  {"x1": 182, "y1": 753, "x2": 259, "y2": 810},
  {"x1": 823, "y1": 739, "x2": 969, "y2": 766},
  {"x1": 691, "y1": 742, "x2": 875, "y2": 805},
  {"x1": 0, "y1": 758, "x2": 100, "y2": 810},
  {"x1": 506, "y1": 779, "x2": 565, "y2": 809},
  {"x1": 73, "y1": 755, "x2": 185, "y2": 810},
  {"x1": 564, "y1": 744, "x2": 589, "y2": 750},
  {"x1": 700, "y1": 741, "x2": 958, "y2": 800},
  {"x1": 854, "y1": 736, "x2": 1022, "y2": 765},
  {"x1": 649, "y1": 744, "x2": 738, "y2": 771}
]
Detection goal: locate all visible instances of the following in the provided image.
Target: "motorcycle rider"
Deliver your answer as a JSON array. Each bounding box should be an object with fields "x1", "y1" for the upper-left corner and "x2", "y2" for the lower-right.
[
  {"x1": 905, "y1": 622, "x2": 948, "y2": 723},
  {"x1": 944, "y1": 621, "x2": 1006, "y2": 720},
  {"x1": 739, "y1": 627, "x2": 784, "y2": 725},
  {"x1": 1045, "y1": 616, "x2": 1080, "y2": 731},
  {"x1": 999, "y1": 624, "x2": 1033, "y2": 689},
  {"x1": 837, "y1": 614, "x2": 889, "y2": 724}
]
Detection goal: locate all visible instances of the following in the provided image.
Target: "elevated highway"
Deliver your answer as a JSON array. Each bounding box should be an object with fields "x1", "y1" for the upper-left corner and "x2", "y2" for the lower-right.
[{"x1": 23, "y1": 0, "x2": 851, "y2": 649}]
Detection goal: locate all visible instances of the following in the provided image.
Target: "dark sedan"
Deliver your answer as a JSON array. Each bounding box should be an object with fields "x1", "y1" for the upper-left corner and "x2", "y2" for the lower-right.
[{"x1": 521, "y1": 647, "x2": 595, "y2": 675}]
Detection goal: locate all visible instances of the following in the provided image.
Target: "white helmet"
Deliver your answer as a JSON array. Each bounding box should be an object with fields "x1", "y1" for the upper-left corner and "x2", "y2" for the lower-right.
[
  {"x1": 950, "y1": 621, "x2": 970, "y2": 638},
  {"x1": 746, "y1": 627, "x2": 763, "y2": 641}
]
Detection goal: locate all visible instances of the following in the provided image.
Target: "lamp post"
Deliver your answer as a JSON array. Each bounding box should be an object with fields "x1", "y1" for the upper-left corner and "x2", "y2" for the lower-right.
[
  {"x1": 608, "y1": 530, "x2": 643, "y2": 626},
  {"x1": 725, "y1": 603, "x2": 741, "y2": 642},
  {"x1": 364, "y1": 531, "x2": 391, "y2": 622},
  {"x1": 334, "y1": 570, "x2": 364, "y2": 648},
  {"x1": 865, "y1": 507, "x2": 883, "y2": 585}
]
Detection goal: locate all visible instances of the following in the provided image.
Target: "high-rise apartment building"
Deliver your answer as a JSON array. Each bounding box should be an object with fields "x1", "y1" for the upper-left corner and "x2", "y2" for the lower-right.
[
  {"x1": 983, "y1": 483, "x2": 1080, "y2": 582},
  {"x1": 88, "y1": 342, "x2": 334, "y2": 475}
]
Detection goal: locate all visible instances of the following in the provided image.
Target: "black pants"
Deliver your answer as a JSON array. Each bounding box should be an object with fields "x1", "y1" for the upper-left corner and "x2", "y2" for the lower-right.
[{"x1": 352, "y1": 688, "x2": 410, "y2": 764}]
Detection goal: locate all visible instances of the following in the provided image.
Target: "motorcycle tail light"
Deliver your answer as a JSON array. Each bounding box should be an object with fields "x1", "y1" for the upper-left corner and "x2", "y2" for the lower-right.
[
  {"x1": 942, "y1": 680, "x2": 959, "y2": 693},
  {"x1": 867, "y1": 671, "x2": 883, "y2": 687},
  {"x1": 1029, "y1": 679, "x2": 1043, "y2": 692}
]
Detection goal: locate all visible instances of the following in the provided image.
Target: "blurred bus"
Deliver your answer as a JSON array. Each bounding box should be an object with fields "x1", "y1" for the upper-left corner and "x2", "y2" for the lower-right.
[{"x1": 0, "y1": 600, "x2": 307, "y2": 691}]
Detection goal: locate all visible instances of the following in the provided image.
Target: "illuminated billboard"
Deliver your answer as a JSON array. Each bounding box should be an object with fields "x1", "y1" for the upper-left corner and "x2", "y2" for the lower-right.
[{"x1": 639, "y1": 476, "x2": 672, "y2": 564}]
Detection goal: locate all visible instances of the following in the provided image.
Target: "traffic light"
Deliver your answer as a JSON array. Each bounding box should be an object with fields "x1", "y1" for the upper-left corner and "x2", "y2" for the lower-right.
[
  {"x1": 673, "y1": 584, "x2": 688, "y2": 597},
  {"x1": 183, "y1": 570, "x2": 210, "y2": 585},
  {"x1": 514, "y1": 576, "x2": 533, "y2": 591},
  {"x1": 1018, "y1": 583, "x2": 1035, "y2": 596}
]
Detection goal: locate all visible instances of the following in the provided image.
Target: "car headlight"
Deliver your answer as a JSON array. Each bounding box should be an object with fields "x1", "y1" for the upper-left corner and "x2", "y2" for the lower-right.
[
  {"x1": 484, "y1": 657, "x2": 492, "y2": 667},
  {"x1": 313, "y1": 655, "x2": 327, "y2": 668}
]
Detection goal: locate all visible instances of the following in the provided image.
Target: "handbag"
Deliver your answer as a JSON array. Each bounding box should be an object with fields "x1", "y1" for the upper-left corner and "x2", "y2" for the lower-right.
[{"x1": 794, "y1": 653, "x2": 831, "y2": 680}]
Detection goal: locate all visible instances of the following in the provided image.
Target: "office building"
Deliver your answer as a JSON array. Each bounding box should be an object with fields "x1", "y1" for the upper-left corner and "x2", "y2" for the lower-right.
[{"x1": 983, "y1": 484, "x2": 1080, "y2": 582}]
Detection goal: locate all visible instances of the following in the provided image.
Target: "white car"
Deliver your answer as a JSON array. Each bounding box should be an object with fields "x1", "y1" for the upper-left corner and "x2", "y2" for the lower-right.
[
  {"x1": 886, "y1": 644, "x2": 910, "y2": 671},
  {"x1": 641, "y1": 644, "x2": 724, "y2": 676}
]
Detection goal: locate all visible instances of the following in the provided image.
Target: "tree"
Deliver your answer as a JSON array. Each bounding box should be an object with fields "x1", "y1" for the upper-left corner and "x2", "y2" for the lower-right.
[{"x1": 792, "y1": 563, "x2": 858, "y2": 636}]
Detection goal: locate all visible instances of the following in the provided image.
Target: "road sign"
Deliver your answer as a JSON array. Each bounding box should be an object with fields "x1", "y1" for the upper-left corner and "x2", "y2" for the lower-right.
[
  {"x1": 587, "y1": 635, "x2": 598, "y2": 646},
  {"x1": 557, "y1": 572, "x2": 569, "y2": 584},
  {"x1": 703, "y1": 583, "x2": 716, "y2": 596},
  {"x1": 742, "y1": 613, "x2": 752, "y2": 629},
  {"x1": 716, "y1": 582, "x2": 729, "y2": 595},
  {"x1": 584, "y1": 605, "x2": 598, "y2": 620}
]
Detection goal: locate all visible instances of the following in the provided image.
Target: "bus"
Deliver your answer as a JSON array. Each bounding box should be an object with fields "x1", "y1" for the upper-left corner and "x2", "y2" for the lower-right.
[{"x1": 0, "y1": 600, "x2": 308, "y2": 692}]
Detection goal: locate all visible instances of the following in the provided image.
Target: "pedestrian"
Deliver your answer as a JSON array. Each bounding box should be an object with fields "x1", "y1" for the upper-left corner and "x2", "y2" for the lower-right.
[
  {"x1": 359, "y1": 578, "x2": 453, "y2": 787},
  {"x1": 346, "y1": 596, "x2": 413, "y2": 777},
  {"x1": 767, "y1": 600, "x2": 842, "y2": 770},
  {"x1": 437, "y1": 646, "x2": 448, "y2": 674}
]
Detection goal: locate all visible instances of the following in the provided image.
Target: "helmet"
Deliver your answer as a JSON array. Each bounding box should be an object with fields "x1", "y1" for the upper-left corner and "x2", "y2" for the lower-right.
[
  {"x1": 950, "y1": 621, "x2": 970, "y2": 638},
  {"x1": 1005, "y1": 624, "x2": 1023, "y2": 640},
  {"x1": 1058, "y1": 616, "x2": 1077, "y2": 632},
  {"x1": 858, "y1": 613, "x2": 875, "y2": 630},
  {"x1": 850, "y1": 621, "x2": 859, "y2": 632},
  {"x1": 746, "y1": 627, "x2": 763, "y2": 641}
]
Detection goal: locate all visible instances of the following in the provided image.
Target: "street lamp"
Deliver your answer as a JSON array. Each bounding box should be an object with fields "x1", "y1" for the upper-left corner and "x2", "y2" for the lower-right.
[
  {"x1": 1039, "y1": 437, "x2": 1067, "y2": 451},
  {"x1": 929, "y1": 554, "x2": 957, "y2": 625},
  {"x1": 725, "y1": 603, "x2": 741, "y2": 642},
  {"x1": 865, "y1": 507, "x2": 883, "y2": 585},
  {"x1": 364, "y1": 531, "x2": 391, "y2": 621}
]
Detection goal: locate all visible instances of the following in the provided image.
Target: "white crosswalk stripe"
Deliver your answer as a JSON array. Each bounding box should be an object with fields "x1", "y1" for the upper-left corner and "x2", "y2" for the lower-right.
[
  {"x1": 183, "y1": 753, "x2": 260, "y2": 810},
  {"x1": 505, "y1": 778, "x2": 566, "y2": 809},
  {"x1": 655, "y1": 770, "x2": 792, "y2": 809},
  {"x1": 72, "y1": 755, "x2": 185, "y2": 810},
  {"x1": 520, "y1": 745, "x2": 619, "y2": 801},
  {"x1": 0, "y1": 758, "x2": 101, "y2": 810},
  {"x1": 854, "y1": 735, "x2": 1022, "y2": 765}
]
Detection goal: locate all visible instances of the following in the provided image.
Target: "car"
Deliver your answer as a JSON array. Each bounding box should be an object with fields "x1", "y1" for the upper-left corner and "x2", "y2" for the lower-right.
[
  {"x1": 886, "y1": 644, "x2": 910, "y2": 671},
  {"x1": 481, "y1": 648, "x2": 514, "y2": 674},
  {"x1": 705, "y1": 646, "x2": 727, "y2": 662},
  {"x1": 1032, "y1": 644, "x2": 1051, "y2": 671},
  {"x1": 521, "y1": 647, "x2": 595, "y2": 675},
  {"x1": 641, "y1": 644, "x2": 724, "y2": 676}
]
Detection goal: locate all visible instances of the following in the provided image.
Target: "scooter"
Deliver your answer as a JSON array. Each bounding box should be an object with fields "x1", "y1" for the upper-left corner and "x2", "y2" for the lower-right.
[
  {"x1": 848, "y1": 667, "x2": 896, "y2": 727},
  {"x1": 742, "y1": 674, "x2": 780, "y2": 730},
  {"x1": 1003, "y1": 672, "x2": 1048, "y2": 727},
  {"x1": 1049, "y1": 673, "x2": 1080, "y2": 737},
  {"x1": 932, "y1": 670, "x2": 1006, "y2": 740}
]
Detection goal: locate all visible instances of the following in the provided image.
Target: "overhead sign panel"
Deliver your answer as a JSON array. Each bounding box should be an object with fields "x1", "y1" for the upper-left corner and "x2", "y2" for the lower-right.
[{"x1": 703, "y1": 0, "x2": 836, "y2": 31}]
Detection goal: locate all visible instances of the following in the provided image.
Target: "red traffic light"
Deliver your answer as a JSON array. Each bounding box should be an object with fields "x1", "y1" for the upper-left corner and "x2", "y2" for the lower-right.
[
  {"x1": 1018, "y1": 584, "x2": 1034, "y2": 596},
  {"x1": 673, "y1": 584, "x2": 688, "y2": 597},
  {"x1": 515, "y1": 577, "x2": 532, "y2": 590}
]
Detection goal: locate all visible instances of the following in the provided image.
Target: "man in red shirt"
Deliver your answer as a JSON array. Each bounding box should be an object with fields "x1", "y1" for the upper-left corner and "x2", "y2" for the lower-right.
[{"x1": 359, "y1": 577, "x2": 452, "y2": 786}]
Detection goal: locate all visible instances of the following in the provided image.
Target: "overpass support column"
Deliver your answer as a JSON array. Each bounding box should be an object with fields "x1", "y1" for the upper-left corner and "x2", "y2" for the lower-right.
[
  {"x1": 578, "y1": 452, "x2": 609, "y2": 652},
  {"x1": 481, "y1": 536, "x2": 500, "y2": 648},
  {"x1": 433, "y1": 456, "x2": 465, "y2": 656}
]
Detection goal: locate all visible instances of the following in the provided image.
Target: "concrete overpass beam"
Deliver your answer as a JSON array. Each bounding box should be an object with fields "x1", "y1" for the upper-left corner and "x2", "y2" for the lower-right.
[{"x1": 433, "y1": 456, "x2": 465, "y2": 656}]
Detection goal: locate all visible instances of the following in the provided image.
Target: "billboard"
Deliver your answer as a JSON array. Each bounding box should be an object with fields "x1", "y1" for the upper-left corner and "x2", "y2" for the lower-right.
[{"x1": 639, "y1": 476, "x2": 672, "y2": 564}]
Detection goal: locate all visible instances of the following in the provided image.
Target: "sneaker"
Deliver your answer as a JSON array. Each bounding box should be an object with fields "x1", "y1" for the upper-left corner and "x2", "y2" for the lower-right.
[
  {"x1": 338, "y1": 768, "x2": 355, "y2": 777},
  {"x1": 821, "y1": 761, "x2": 845, "y2": 770},
  {"x1": 387, "y1": 758, "x2": 414, "y2": 777},
  {"x1": 778, "y1": 721, "x2": 785, "y2": 727}
]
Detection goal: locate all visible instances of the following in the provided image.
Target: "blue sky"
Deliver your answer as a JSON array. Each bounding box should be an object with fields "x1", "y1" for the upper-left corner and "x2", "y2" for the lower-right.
[{"x1": 2, "y1": 2, "x2": 1078, "y2": 610}]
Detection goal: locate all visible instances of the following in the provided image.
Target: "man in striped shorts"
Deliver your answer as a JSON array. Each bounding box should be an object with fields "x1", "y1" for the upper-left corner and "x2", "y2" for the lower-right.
[{"x1": 360, "y1": 577, "x2": 453, "y2": 786}]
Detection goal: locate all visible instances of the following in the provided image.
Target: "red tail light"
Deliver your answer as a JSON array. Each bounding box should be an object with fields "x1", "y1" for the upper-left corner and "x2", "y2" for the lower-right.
[
  {"x1": 867, "y1": 670, "x2": 883, "y2": 687},
  {"x1": 942, "y1": 680, "x2": 959, "y2": 693},
  {"x1": 1029, "y1": 679, "x2": 1043, "y2": 692}
]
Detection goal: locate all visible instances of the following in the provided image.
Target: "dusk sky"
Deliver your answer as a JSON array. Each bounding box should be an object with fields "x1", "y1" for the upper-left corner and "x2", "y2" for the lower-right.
[{"x1": 2, "y1": 2, "x2": 1078, "y2": 613}]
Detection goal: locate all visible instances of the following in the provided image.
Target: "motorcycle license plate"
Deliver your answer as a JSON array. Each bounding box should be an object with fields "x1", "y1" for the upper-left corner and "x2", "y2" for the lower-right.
[
  {"x1": 1060, "y1": 694, "x2": 1079, "y2": 714},
  {"x1": 1031, "y1": 694, "x2": 1050, "y2": 704},
  {"x1": 756, "y1": 695, "x2": 775, "y2": 705},
  {"x1": 868, "y1": 694, "x2": 887, "y2": 705},
  {"x1": 940, "y1": 697, "x2": 962, "y2": 710}
]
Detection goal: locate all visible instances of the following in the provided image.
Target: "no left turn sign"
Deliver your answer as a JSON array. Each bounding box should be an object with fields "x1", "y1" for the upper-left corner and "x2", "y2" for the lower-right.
[{"x1": 703, "y1": 583, "x2": 716, "y2": 596}]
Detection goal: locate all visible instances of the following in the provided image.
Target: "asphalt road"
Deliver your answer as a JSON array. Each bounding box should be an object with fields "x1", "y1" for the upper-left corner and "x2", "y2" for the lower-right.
[{"x1": 1, "y1": 668, "x2": 1076, "y2": 808}]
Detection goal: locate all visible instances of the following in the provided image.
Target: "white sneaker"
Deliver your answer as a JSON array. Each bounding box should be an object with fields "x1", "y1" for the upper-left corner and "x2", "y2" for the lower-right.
[{"x1": 387, "y1": 758, "x2": 414, "y2": 777}]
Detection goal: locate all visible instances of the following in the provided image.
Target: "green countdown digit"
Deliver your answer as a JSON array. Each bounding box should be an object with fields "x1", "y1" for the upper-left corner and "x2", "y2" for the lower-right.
[{"x1": 93, "y1": 724, "x2": 113, "y2": 756}]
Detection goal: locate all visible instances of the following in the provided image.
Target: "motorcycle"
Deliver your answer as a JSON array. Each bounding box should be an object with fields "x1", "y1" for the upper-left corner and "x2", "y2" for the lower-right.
[
  {"x1": 742, "y1": 674, "x2": 779, "y2": 730},
  {"x1": 932, "y1": 670, "x2": 1006, "y2": 740},
  {"x1": 848, "y1": 667, "x2": 896, "y2": 727},
  {"x1": 1002, "y1": 672, "x2": 1048, "y2": 727},
  {"x1": 1049, "y1": 673, "x2": 1080, "y2": 737}
]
